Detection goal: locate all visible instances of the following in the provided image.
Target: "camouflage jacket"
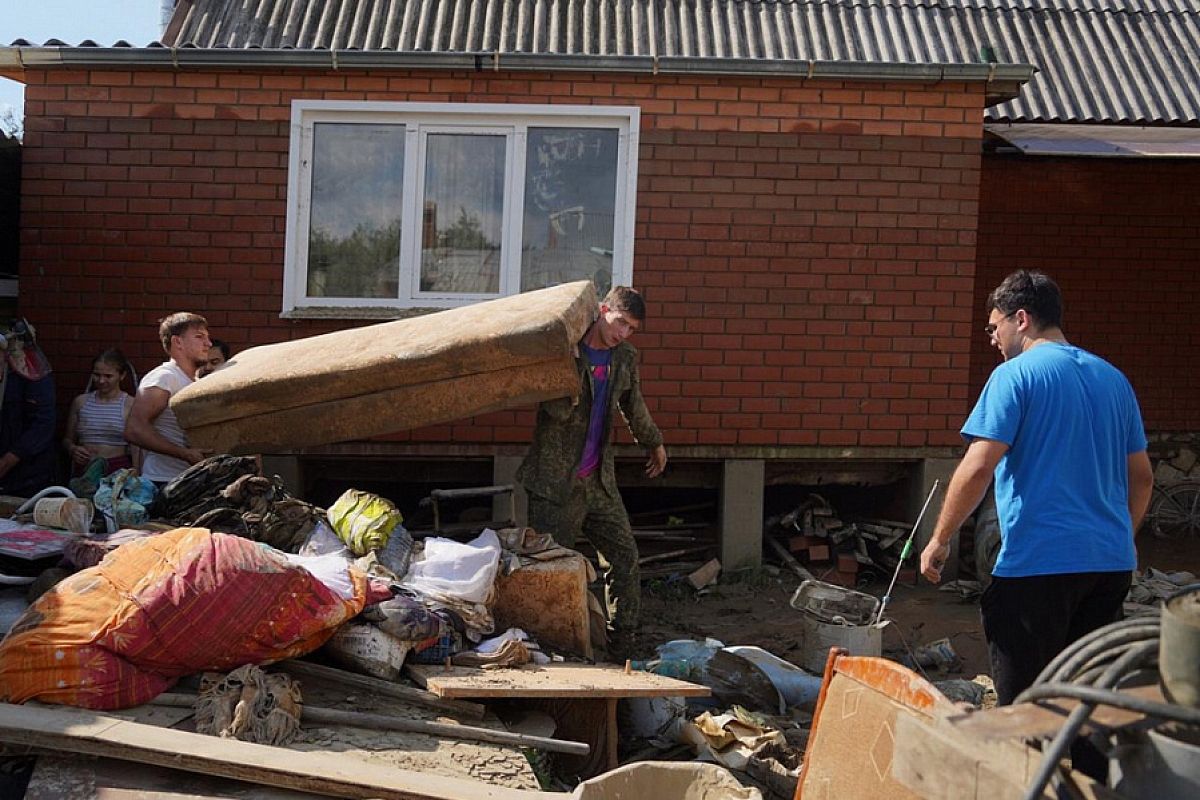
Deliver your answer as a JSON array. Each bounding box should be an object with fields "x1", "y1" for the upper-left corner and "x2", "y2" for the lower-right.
[{"x1": 517, "y1": 341, "x2": 663, "y2": 504}]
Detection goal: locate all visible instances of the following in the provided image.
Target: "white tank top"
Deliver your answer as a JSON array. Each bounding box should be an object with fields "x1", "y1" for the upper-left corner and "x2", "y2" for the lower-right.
[{"x1": 138, "y1": 361, "x2": 194, "y2": 482}]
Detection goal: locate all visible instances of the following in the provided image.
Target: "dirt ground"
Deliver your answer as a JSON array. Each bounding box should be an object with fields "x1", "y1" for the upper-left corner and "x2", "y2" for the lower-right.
[{"x1": 637, "y1": 530, "x2": 1200, "y2": 685}]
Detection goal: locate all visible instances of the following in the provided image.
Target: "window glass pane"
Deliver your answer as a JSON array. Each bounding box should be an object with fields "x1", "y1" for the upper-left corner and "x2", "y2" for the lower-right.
[
  {"x1": 307, "y1": 123, "x2": 404, "y2": 298},
  {"x1": 521, "y1": 128, "x2": 619, "y2": 294},
  {"x1": 420, "y1": 133, "x2": 506, "y2": 294}
]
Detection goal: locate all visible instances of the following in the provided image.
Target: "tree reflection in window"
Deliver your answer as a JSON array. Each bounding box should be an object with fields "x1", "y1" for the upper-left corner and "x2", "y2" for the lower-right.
[
  {"x1": 420, "y1": 133, "x2": 505, "y2": 294},
  {"x1": 306, "y1": 123, "x2": 404, "y2": 298}
]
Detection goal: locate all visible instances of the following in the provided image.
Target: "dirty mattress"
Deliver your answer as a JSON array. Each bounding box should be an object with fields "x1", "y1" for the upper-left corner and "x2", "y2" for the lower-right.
[{"x1": 171, "y1": 281, "x2": 596, "y2": 453}]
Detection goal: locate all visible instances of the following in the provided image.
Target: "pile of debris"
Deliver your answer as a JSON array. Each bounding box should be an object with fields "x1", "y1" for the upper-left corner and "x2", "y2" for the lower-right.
[
  {"x1": 764, "y1": 494, "x2": 917, "y2": 587},
  {"x1": 0, "y1": 458, "x2": 774, "y2": 798}
]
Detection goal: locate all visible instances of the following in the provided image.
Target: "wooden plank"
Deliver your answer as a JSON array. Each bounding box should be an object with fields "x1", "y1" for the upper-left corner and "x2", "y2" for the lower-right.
[
  {"x1": 637, "y1": 545, "x2": 711, "y2": 566},
  {"x1": 891, "y1": 714, "x2": 1119, "y2": 800},
  {"x1": 26, "y1": 755, "x2": 325, "y2": 799},
  {"x1": 275, "y1": 660, "x2": 486, "y2": 720},
  {"x1": 0, "y1": 703, "x2": 551, "y2": 800},
  {"x1": 152, "y1": 693, "x2": 588, "y2": 756},
  {"x1": 405, "y1": 663, "x2": 711, "y2": 699},
  {"x1": 797, "y1": 661, "x2": 950, "y2": 800},
  {"x1": 765, "y1": 536, "x2": 817, "y2": 582},
  {"x1": 946, "y1": 683, "x2": 1164, "y2": 741}
]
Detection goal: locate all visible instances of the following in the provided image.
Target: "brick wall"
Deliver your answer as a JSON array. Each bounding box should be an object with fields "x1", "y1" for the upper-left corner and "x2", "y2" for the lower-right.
[
  {"x1": 19, "y1": 67, "x2": 986, "y2": 450},
  {"x1": 975, "y1": 155, "x2": 1200, "y2": 432}
]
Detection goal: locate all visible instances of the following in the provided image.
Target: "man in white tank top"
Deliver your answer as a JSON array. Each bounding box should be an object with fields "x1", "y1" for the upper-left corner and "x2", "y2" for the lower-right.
[{"x1": 125, "y1": 312, "x2": 212, "y2": 485}]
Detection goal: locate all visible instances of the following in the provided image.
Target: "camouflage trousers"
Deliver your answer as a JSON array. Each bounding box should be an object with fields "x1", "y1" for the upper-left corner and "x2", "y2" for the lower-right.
[{"x1": 526, "y1": 473, "x2": 640, "y2": 637}]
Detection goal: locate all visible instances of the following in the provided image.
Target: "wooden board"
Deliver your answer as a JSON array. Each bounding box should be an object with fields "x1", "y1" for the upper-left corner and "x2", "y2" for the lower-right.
[
  {"x1": 892, "y1": 714, "x2": 1118, "y2": 800},
  {"x1": 27, "y1": 755, "x2": 325, "y2": 799},
  {"x1": 493, "y1": 555, "x2": 593, "y2": 659},
  {"x1": 405, "y1": 663, "x2": 711, "y2": 699},
  {"x1": 797, "y1": 658, "x2": 953, "y2": 800},
  {"x1": 946, "y1": 683, "x2": 1164, "y2": 741},
  {"x1": 275, "y1": 659, "x2": 486, "y2": 720},
  {"x1": 0, "y1": 702, "x2": 553, "y2": 800}
]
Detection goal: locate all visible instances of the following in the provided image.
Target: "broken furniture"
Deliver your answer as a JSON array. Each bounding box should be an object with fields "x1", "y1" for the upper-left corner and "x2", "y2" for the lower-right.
[
  {"x1": 406, "y1": 662, "x2": 711, "y2": 777},
  {"x1": 494, "y1": 552, "x2": 596, "y2": 660},
  {"x1": 415, "y1": 484, "x2": 517, "y2": 538},
  {"x1": 171, "y1": 281, "x2": 597, "y2": 454},
  {"x1": 794, "y1": 649, "x2": 1117, "y2": 799}
]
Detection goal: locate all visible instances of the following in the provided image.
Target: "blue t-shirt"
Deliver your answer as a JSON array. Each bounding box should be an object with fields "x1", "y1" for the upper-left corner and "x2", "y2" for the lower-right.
[
  {"x1": 963, "y1": 343, "x2": 1146, "y2": 578},
  {"x1": 576, "y1": 343, "x2": 613, "y2": 479}
]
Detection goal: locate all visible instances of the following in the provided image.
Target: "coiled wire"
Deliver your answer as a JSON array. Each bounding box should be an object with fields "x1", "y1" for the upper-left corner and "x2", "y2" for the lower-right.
[{"x1": 1016, "y1": 587, "x2": 1200, "y2": 800}]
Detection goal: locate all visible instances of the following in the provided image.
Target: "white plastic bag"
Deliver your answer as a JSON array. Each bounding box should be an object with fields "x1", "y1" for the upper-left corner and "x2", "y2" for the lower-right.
[{"x1": 401, "y1": 528, "x2": 501, "y2": 604}]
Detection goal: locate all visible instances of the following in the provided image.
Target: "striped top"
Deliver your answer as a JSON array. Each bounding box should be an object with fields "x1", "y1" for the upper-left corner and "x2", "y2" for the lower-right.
[{"x1": 77, "y1": 391, "x2": 132, "y2": 448}]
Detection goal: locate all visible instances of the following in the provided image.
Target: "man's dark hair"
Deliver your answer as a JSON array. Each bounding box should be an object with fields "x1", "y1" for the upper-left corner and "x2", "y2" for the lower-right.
[
  {"x1": 158, "y1": 312, "x2": 207, "y2": 354},
  {"x1": 987, "y1": 270, "x2": 1063, "y2": 329},
  {"x1": 210, "y1": 338, "x2": 231, "y2": 360},
  {"x1": 602, "y1": 286, "x2": 646, "y2": 322}
]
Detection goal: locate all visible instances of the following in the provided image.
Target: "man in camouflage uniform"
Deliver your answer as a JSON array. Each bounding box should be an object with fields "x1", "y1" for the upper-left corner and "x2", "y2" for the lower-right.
[{"x1": 517, "y1": 286, "x2": 668, "y2": 660}]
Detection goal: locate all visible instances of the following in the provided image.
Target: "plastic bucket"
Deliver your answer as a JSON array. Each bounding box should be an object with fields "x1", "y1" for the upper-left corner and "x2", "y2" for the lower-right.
[
  {"x1": 33, "y1": 497, "x2": 94, "y2": 533},
  {"x1": 790, "y1": 580, "x2": 886, "y2": 672}
]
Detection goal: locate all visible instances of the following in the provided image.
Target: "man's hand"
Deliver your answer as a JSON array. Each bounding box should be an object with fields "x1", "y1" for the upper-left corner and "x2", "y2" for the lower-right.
[
  {"x1": 645, "y1": 445, "x2": 667, "y2": 478},
  {"x1": 920, "y1": 540, "x2": 951, "y2": 584},
  {"x1": 181, "y1": 447, "x2": 209, "y2": 465}
]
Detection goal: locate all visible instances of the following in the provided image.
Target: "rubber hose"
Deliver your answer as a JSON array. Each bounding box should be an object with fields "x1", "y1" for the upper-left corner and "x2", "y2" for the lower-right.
[
  {"x1": 1034, "y1": 615, "x2": 1159, "y2": 684},
  {"x1": 12, "y1": 485, "x2": 78, "y2": 515},
  {"x1": 1016, "y1": 683, "x2": 1200, "y2": 726},
  {"x1": 1040, "y1": 621, "x2": 1160, "y2": 685},
  {"x1": 1020, "y1": 640, "x2": 1160, "y2": 800}
]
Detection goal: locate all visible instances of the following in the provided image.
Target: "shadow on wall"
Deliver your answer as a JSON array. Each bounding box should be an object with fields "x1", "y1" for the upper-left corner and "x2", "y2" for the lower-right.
[{"x1": 0, "y1": 133, "x2": 19, "y2": 319}]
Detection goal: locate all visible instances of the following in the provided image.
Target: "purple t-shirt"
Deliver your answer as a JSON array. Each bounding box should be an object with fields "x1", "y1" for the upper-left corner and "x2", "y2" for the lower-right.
[{"x1": 576, "y1": 343, "x2": 614, "y2": 478}]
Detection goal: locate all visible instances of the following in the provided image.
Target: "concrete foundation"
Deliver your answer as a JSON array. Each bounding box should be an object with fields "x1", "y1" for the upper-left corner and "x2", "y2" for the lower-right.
[
  {"x1": 720, "y1": 459, "x2": 765, "y2": 572},
  {"x1": 918, "y1": 457, "x2": 961, "y2": 583}
]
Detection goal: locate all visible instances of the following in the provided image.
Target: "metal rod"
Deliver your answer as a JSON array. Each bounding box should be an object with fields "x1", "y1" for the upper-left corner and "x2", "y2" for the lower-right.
[{"x1": 874, "y1": 479, "x2": 941, "y2": 626}]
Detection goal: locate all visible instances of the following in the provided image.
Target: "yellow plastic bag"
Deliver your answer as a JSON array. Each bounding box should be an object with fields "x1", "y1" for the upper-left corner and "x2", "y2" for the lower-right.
[{"x1": 327, "y1": 489, "x2": 403, "y2": 556}]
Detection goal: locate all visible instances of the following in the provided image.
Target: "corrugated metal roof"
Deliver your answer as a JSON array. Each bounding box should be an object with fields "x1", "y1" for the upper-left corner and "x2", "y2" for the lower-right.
[
  {"x1": 14, "y1": 1, "x2": 1200, "y2": 124},
  {"x1": 158, "y1": 0, "x2": 1200, "y2": 124}
]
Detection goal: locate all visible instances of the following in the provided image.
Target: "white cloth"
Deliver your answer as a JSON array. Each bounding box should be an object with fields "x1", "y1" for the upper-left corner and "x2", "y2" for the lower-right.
[
  {"x1": 138, "y1": 361, "x2": 192, "y2": 482},
  {"x1": 283, "y1": 551, "x2": 356, "y2": 601},
  {"x1": 401, "y1": 529, "x2": 501, "y2": 605}
]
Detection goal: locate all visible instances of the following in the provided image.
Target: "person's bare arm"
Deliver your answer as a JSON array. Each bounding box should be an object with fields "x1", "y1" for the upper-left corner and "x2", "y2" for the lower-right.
[
  {"x1": 920, "y1": 438, "x2": 1008, "y2": 583},
  {"x1": 62, "y1": 394, "x2": 93, "y2": 466},
  {"x1": 1127, "y1": 450, "x2": 1154, "y2": 536},
  {"x1": 125, "y1": 387, "x2": 205, "y2": 465},
  {"x1": 122, "y1": 393, "x2": 143, "y2": 470}
]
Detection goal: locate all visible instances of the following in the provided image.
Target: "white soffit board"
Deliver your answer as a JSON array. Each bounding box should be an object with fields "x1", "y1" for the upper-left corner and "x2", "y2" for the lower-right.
[{"x1": 986, "y1": 124, "x2": 1200, "y2": 158}]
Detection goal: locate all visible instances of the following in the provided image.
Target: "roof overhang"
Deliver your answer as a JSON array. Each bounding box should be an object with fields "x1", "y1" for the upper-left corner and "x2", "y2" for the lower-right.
[
  {"x1": 986, "y1": 123, "x2": 1200, "y2": 158},
  {"x1": 0, "y1": 46, "x2": 1034, "y2": 104}
]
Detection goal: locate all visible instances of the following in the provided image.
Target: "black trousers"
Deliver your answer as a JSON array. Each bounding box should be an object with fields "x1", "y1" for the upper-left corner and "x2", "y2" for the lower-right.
[{"x1": 980, "y1": 570, "x2": 1131, "y2": 706}]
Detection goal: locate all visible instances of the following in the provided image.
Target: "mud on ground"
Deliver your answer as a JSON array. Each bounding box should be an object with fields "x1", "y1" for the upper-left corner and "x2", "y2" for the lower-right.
[{"x1": 637, "y1": 530, "x2": 1200, "y2": 685}]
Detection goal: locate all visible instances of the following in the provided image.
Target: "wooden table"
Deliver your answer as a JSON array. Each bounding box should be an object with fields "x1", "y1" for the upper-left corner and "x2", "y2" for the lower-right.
[{"x1": 406, "y1": 663, "x2": 710, "y2": 776}]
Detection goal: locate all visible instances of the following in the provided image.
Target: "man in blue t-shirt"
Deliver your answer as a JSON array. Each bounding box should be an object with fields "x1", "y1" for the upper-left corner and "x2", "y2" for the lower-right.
[{"x1": 919, "y1": 270, "x2": 1153, "y2": 706}]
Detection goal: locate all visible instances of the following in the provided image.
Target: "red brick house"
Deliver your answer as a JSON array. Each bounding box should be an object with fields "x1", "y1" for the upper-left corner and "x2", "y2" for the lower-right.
[{"x1": 1, "y1": 0, "x2": 1196, "y2": 567}]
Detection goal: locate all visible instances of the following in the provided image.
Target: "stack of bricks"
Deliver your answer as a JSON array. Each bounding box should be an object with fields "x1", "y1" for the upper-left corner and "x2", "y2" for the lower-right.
[
  {"x1": 772, "y1": 496, "x2": 918, "y2": 588},
  {"x1": 788, "y1": 534, "x2": 832, "y2": 566}
]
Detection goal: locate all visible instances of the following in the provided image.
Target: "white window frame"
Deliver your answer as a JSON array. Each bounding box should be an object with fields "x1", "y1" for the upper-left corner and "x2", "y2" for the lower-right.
[{"x1": 282, "y1": 100, "x2": 640, "y2": 316}]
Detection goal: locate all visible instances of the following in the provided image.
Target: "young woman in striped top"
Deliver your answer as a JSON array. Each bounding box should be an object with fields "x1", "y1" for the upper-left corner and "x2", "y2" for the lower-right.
[{"x1": 62, "y1": 348, "x2": 136, "y2": 475}]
